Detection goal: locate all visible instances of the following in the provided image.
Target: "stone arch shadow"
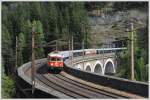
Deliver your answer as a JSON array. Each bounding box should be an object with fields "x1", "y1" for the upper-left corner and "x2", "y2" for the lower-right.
[
  {"x1": 94, "y1": 61, "x2": 103, "y2": 75},
  {"x1": 85, "y1": 63, "x2": 92, "y2": 72},
  {"x1": 104, "y1": 59, "x2": 115, "y2": 75}
]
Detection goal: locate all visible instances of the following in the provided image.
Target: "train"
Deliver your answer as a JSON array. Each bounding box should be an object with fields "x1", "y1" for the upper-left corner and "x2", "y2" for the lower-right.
[
  {"x1": 47, "y1": 51, "x2": 64, "y2": 72},
  {"x1": 47, "y1": 47, "x2": 126, "y2": 73}
]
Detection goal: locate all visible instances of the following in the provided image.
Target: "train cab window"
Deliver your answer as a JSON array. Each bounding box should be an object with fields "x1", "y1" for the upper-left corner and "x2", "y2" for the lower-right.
[
  {"x1": 50, "y1": 57, "x2": 57, "y2": 61},
  {"x1": 50, "y1": 57, "x2": 62, "y2": 61},
  {"x1": 56, "y1": 58, "x2": 62, "y2": 61}
]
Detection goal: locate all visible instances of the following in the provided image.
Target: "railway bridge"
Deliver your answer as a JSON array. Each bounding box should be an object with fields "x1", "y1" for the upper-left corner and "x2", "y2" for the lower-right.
[
  {"x1": 73, "y1": 53, "x2": 117, "y2": 75},
  {"x1": 16, "y1": 48, "x2": 148, "y2": 98}
]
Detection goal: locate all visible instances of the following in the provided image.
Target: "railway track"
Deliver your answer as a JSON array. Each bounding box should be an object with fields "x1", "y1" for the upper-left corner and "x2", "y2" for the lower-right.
[
  {"x1": 55, "y1": 73, "x2": 127, "y2": 98},
  {"x1": 36, "y1": 73, "x2": 126, "y2": 98},
  {"x1": 25, "y1": 66, "x2": 120, "y2": 98},
  {"x1": 23, "y1": 63, "x2": 145, "y2": 98}
]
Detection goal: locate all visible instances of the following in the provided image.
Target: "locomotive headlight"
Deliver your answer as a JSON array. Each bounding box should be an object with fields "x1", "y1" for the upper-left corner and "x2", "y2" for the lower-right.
[{"x1": 51, "y1": 63, "x2": 53, "y2": 66}]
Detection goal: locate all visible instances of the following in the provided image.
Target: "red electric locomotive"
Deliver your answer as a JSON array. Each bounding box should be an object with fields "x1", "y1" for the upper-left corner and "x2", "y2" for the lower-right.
[{"x1": 47, "y1": 51, "x2": 64, "y2": 73}]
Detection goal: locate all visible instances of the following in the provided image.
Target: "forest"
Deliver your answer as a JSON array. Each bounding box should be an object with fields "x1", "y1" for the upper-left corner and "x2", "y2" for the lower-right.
[
  {"x1": 2, "y1": 2, "x2": 148, "y2": 98},
  {"x1": 2, "y1": 2, "x2": 90, "y2": 98}
]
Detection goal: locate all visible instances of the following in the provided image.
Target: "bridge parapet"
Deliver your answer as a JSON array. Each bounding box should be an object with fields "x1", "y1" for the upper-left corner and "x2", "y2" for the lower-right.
[{"x1": 64, "y1": 59, "x2": 149, "y2": 97}]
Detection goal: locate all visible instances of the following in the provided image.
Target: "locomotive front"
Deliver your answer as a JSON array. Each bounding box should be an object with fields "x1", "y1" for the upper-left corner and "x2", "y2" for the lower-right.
[{"x1": 47, "y1": 52, "x2": 64, "y2": 72}]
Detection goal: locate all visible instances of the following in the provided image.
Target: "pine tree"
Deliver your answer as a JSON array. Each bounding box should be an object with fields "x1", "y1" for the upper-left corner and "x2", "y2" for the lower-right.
[
  {"x1": 18, "y1": 32, "x2": 26, "y2": 65},
  {"x1": 34, "y1": 20, "x2": 46, "y2": 58}
]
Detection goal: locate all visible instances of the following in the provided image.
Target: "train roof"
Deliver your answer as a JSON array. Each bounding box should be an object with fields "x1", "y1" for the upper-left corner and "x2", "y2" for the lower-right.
[
  {"x1": 48, "y1": 51, "x2": 63, "y2": 58},
  {"x1": 48, "y1": 47, "x2": 126, "y2": 58},
  {"x1": 96, "y1": 47, "x2": 127, "y2": 51}
]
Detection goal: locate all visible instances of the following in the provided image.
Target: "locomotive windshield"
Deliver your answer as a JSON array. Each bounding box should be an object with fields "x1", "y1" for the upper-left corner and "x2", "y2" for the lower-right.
[{"x1": 50, "y1": 57, "x2": 62, "y2": 61}]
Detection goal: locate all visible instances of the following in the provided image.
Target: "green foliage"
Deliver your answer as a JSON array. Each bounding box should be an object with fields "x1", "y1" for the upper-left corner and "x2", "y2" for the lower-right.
[
  {"x1": 117, "y1": 27, "x2": 148, "y2": 82},
  {"x1": 2, "y1": 2, "x2": 91, "y2": 75},
  {"x1": 135, "y1": 55, "x2": 148, "y2": 82},
  {"x1": 35, "y1": 20, "x2": 43, "y2": 34},
  {"x1": 134, "y1": 27, "x2": 148, "y2": 82},
  {"x1": 18, "y1": 32, "x2": 26, "y2": 65},
  {"x1": 2, "y1": 75, "x2": 16, "y2": 98},
  {"x1": 116, "y1": 51, "x2": 131, "y2": 79},
  {"x1": 2, "y1": 24, "x2": 14, "y2": 75},
  {"x1": 34, "y1": 20, "x2": 45, "y2": 58}
]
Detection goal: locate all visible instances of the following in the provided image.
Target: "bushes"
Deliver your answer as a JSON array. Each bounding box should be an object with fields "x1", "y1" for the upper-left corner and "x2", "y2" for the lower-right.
[
  {"x1": 2, "y1": 75, "x2": 16, "y2": 98},
  {"x1": 116, "y1": 51, "x2": 130, "y2": 79}
]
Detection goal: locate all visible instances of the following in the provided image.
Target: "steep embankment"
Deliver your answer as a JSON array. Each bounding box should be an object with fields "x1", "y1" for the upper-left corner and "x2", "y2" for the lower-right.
[{"x1": 89, "y1": 9, "x2": 148, "y2": 48}]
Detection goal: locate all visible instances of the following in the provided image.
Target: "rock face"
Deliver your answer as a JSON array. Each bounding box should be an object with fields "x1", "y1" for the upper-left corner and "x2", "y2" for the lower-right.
[{"x1": 89, "y1": 9, "x2": 148, "y2": 48}]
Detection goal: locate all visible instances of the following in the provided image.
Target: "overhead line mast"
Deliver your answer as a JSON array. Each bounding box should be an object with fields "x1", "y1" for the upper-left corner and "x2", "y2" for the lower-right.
[
  {"x1": 131, "y1": 22, "x2": 135, "y2": 80},
  {"x1": 31, "y1": 24, "x2": 35, "y2": 94},
  {"x1": 82, "y1": 23, "x2": 85, "y2": 69},
  {"x1": 72, "y1": 34, "x2": 74, "y2": 67},
  {"x1": 15, "y1": 36, "x2": 18, "y2": 70}
]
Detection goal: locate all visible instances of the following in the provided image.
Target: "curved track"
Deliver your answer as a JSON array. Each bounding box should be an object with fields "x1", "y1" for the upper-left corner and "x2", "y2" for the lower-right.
[
  {"x1": 36, "y1": 74, "x2": 128, "y2": 98},
  {"x1": 23, "y1": 64, "x2": 132, "y2": 98}
]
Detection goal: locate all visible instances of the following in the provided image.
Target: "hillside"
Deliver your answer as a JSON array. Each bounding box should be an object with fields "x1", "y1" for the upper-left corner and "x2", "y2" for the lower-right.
[{"x1": 88, "y1": 6, "x2": 148, "y2": 48}]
